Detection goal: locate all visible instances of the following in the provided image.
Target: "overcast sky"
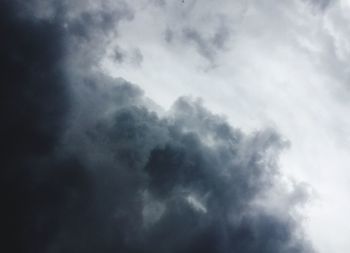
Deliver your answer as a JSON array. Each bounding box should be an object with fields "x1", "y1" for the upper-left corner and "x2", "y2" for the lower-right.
[
  {"x1": 101, "y1": 1, "x2": 350, "y2": 253},
  {"x1": 3, "y1": 0, "x2": 350, "y2": 252}
]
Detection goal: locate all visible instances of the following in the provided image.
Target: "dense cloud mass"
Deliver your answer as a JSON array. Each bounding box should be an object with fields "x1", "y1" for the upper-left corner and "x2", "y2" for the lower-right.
[{"x1": 1, "y1": 1, "x2": 314, "y2": 253}]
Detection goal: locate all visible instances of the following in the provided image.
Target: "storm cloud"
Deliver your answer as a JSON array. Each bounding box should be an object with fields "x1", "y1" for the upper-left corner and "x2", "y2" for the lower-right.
[{"x1": 1, "y1": 1, "x2": 314, "y2": 253}]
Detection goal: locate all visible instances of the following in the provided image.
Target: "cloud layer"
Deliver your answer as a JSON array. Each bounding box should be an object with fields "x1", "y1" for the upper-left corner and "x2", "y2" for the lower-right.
[{"x1": 1, "y1": 1, "x2": 314, "y2": 253}]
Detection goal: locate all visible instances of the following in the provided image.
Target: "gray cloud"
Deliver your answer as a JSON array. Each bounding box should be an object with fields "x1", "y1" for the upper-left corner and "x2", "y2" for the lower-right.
[
  {"x1": 57, "y1": 75, "x2": 313, "y2": 253},
  {"x1": 113, "y1": 46, "x2": 126, "y2": 63},
  {"x1": 155, "y1": 1, "x2": 234, "y2": 66},
  {"x1": 166, "y1": 17, "x2": 231, "y2": 65},
  {"x1": 112, "y1": 46, "x2": 143, "y2": 67},
  {"x1": 303, "y1": 0, "x2": 334, "y2": 10},
  {"x1": 1, "y1": 1, "x2": 314, "y2": 253},
  {"x1": 182, "y1": 27, "x2": 217, "y2": 63}
]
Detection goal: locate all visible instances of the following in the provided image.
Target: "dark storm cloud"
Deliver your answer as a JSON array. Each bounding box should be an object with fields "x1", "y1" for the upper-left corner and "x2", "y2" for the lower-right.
[
  {"x1": 66, "y1": 2, "x2": 133, "y2": 41},
  {"x1": 1, "y1": 1, "x2": 314, "y2": 253},
  {"x1": 29, "y1": 0, "x2": 135, "y2": 70},
  {"x1": 0, "y1": 1, "x2": 69, "y2": 252}
]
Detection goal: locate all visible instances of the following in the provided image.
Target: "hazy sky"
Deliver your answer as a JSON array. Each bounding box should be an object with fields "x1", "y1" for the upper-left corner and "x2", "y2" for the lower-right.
[{"x1": 101, "y1": 1, "x2": 350, "y2": 252}]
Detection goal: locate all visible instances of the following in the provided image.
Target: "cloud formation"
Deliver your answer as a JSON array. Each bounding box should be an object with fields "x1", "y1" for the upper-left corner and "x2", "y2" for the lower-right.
[
  {"x1": 1, "y1": 1, "x2": 314, "y2": 253},
  {"x1": 161, "y1": 2, "x2": 233, "y2": 65}
]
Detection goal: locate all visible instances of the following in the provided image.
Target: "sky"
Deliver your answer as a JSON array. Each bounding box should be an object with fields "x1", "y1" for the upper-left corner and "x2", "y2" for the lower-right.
[
  {"x1": 2, "y1": 0, "x2": 350, "y2": 253},
  {"x1": 103, "y1": 1, "x2": 350, "y2": 252}
]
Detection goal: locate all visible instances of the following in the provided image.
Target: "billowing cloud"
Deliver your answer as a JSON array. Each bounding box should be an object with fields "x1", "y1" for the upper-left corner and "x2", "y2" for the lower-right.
[{"x1": 1, "y1": 1, "x2": 314, "y2": 253}]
